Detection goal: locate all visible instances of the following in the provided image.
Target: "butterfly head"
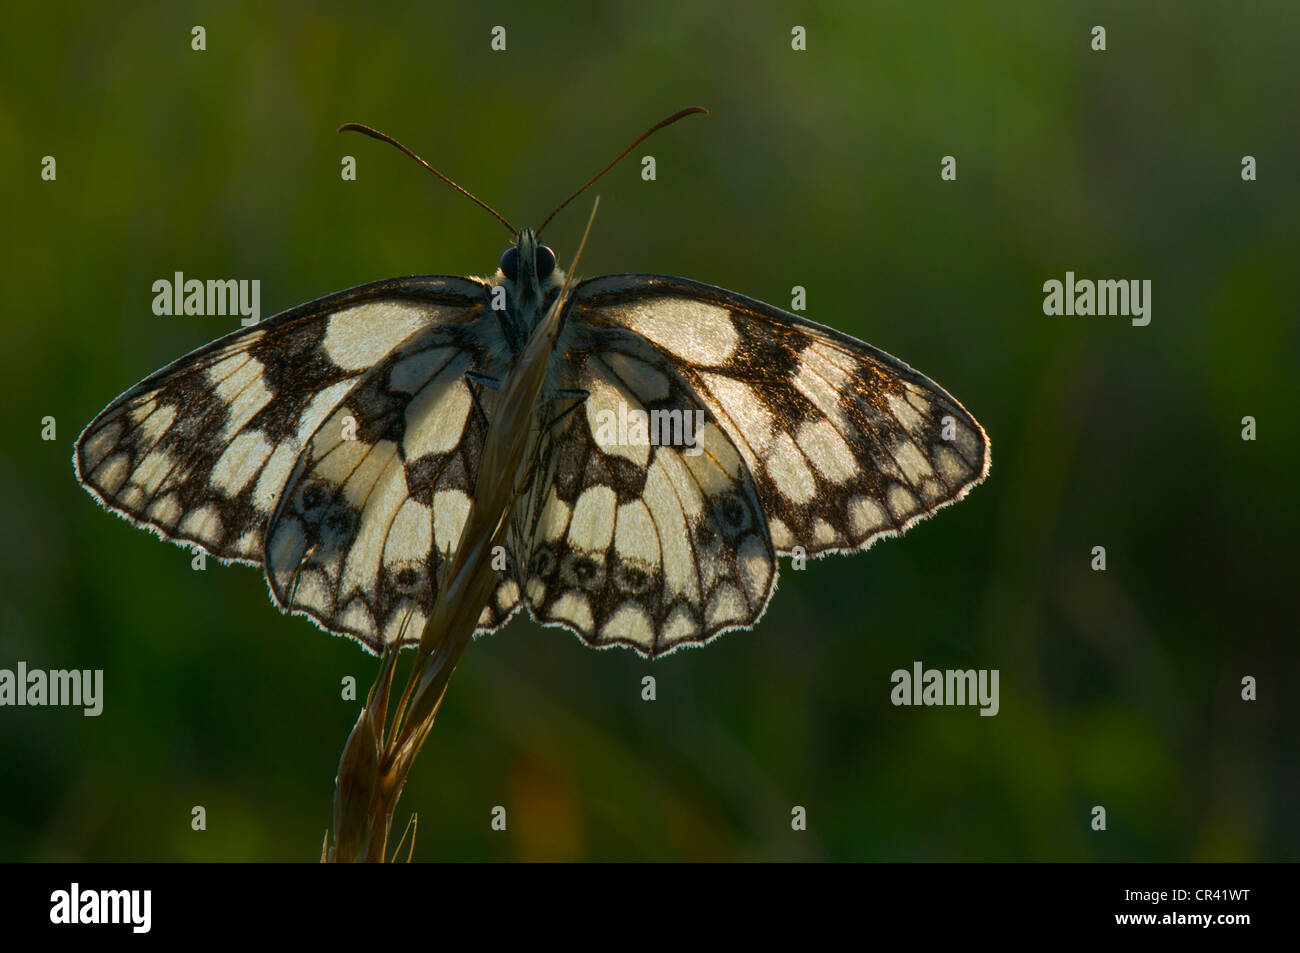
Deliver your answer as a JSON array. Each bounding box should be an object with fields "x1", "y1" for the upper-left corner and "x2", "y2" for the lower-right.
[{"x1": 498, "y1": 228, "x2": 562, "y2": 300}]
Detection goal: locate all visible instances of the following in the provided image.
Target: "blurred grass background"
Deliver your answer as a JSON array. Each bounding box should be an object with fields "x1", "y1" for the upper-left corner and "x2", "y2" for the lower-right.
[{"x1": 1, "y1": 0, "x2": 1296, "y2": 861}]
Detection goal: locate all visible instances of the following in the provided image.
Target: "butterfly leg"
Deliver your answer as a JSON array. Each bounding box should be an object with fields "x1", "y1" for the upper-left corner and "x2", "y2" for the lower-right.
[
  {"x1": 495, "y1": 391, "x2": 589, "y2": 537},
  {"x1": 286, "y1": 543, "x2": 319, "y2": 612},
  {"x1": 518, "y1": 390, "x2": 590, "y2": 478},
  {"x1": 464, "y1": 372, "x2": 504, "y2": 429},
  {"x1": 540, "y1": 389, "x2": 588, "y2": 435}
]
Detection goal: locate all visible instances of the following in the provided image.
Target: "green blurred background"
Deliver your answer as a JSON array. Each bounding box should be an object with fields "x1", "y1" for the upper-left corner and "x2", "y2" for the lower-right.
[{"x1": 2, "y1": 1, "x2": 1296, "y2": 861}]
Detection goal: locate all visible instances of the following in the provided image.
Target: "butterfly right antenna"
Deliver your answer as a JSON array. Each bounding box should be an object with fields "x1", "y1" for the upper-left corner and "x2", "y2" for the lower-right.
[{"x1": 535, "y1": 106, "x2": 708, "y2": 237}]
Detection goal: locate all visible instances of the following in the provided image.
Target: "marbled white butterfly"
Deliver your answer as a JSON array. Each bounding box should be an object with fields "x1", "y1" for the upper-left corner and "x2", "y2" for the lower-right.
[{"x1": 74, "y1": 110, "x2": 990, "y2": 658}]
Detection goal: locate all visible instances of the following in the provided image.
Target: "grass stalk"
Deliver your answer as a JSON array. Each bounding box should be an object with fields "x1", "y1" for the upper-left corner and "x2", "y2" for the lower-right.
[{"x1": 322, "y1": 204, "x2": 597, "y2": 861}]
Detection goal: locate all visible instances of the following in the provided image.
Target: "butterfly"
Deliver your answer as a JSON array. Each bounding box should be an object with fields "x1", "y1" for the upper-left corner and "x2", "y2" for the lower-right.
[{"x1": 73, "y1": 110, "x2": 990, "y2": 658}]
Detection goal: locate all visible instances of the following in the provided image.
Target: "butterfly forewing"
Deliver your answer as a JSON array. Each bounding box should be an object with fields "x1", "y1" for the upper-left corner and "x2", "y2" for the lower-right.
[{"x1": 565, "y1": 276, "x2": 990, "y2": 562}]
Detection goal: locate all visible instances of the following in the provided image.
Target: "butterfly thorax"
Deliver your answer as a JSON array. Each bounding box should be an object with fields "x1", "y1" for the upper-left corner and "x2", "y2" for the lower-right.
[{"x1": 491, "y1": 228, "x2": 565, "y2": 357}]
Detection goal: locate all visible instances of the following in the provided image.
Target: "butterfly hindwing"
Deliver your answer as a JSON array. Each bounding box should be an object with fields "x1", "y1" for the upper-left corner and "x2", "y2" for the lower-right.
[
  {"x1": 565, "y1": 275, "x2": 990, "y2": 561},
  {"x1": 509, "y1": 331, "x2": 776, "y2": 656},
  {"x1": 263, "y1": 321, "x2": 521, "y2": 650}
]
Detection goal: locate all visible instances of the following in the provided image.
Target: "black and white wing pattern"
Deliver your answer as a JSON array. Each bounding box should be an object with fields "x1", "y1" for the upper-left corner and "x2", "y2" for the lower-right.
[
  {"x1": 76, "y1": 262, "x2": 988, "y2": 659},
  {"x1": 508, "y1": 329, "x2": 776, "y2": 655},
  {"x1": 74, "y1": 277, "x2": 520, "y2": 651},
  {"x1": 502, "y1": 274, "x2": 989, "y2": 656}
]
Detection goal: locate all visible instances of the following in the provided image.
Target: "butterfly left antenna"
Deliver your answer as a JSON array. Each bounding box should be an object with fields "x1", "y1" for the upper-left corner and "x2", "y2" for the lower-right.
[{"x1": 339, "y1": 123, "x2": 517, "y2": 236}]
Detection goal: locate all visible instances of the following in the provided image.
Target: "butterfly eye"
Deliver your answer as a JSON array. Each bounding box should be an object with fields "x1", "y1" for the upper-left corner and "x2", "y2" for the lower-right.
[
  {"x1": 536, "y1": 245, "x2": 557, "y2": 280},
  {"x1": 499, "y1": 247, "x2": 519, "y2": 281}
]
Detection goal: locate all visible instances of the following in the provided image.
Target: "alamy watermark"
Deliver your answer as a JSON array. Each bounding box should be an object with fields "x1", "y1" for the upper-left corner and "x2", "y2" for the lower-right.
[
  {"x1": 1042, "y1": 271, "x2": 1151, "y2": 326},
  {"x1": 50, "y1": 883, "x2": 150, "y2": 933},
  {"x1": 152, "y1": 272, "x2": 260, "y2": 326},
  {"x1": 891, "y1": 660, "x2": 999, "y2": 716},
  {"x1": 593, "y1": 402, "x2": 707, "y2": 457},
  {"x1": 0, "y1": 662, "x2": 103, "y2": 716}
]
